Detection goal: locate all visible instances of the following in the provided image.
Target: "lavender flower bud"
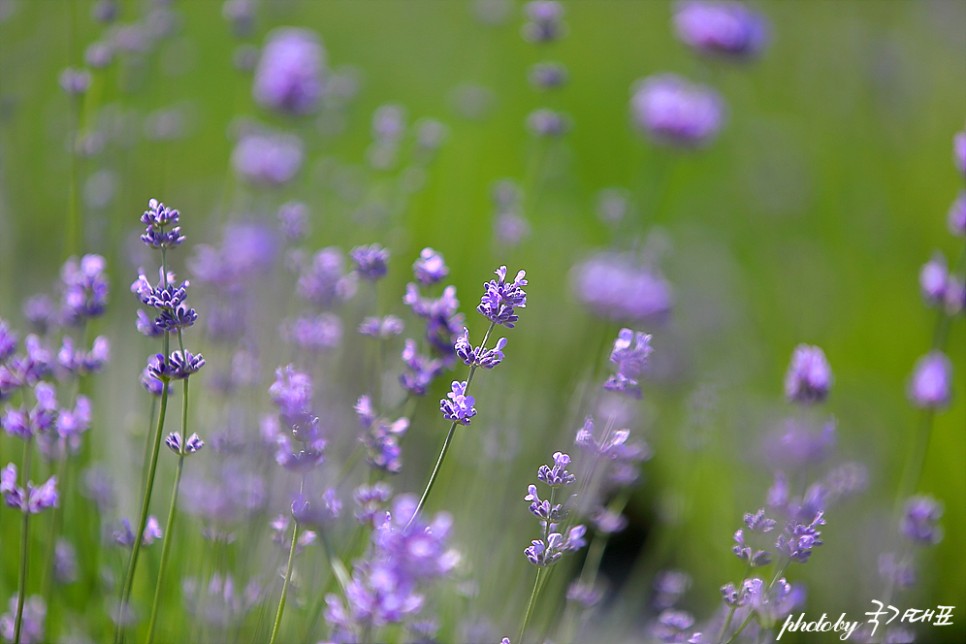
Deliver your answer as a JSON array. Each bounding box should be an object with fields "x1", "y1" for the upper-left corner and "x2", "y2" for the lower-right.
[
  {"x1": 536, "y1": 451, "x2": 576, "y2": 487},
  {"x1": 784, "y1": 344, "x2": 832, "y2": 405},
  {"x1": 919, "y1": 253, "x2": 948, "y2": 305},
  {"x1": 232, "y1": 131, "x2": 304, "y2": 187},
  {"x1": 571, "y1": 252, "x2": 673, "y2": 323},
  {"x1": 908, "y1": 351, "x2": 952, "y2": 409},
  {"x1": 526, "y1": 108, "x2": 569, "y2": 137},
  {"x1": 604, "y1": 328, "x2": 653, "y2": 398},
  {"x1": 141, "y1": 199, "x2": 185, "y2": 248},
  {"x1": 277, "y1": 201, "x2": 309, "y2": 242},
  {"x1": 673, "y1": 1, "x2": 769, "y2": 60},
  {"x1": 59, "y1": 67, "x2": 91, "y2": 96},
  {"x1": 529, "y1": 62, "x2": 568, "y2": 90},
  {"x1": 253, "y1": 28, "x2": 326, "y2": 115},
  {"x1": 630, "y1": 74, "x2": 724, "y2": 148},
  {"x1": 954, "y1": 129, "x2": 966, "y2": 179},
  {"x1": 522, "y1": 1, "x2": 564, "y2": 43},
  {"x1": 775, "y1": 511, "x2": 825, "y2": 563}
]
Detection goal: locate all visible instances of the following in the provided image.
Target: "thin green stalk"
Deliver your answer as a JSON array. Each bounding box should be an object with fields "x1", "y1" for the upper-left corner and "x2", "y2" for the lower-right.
[
  {"x1": 717, "y1": 605, "x2": 738, "y2": 644},
  {"x1": 145, "y1": 377, "x2": 190, "y2": 643},
  {"x1": 408, "y1": 322, "x2": 495, "y2": 527},
  {"x1": 268, "y1": 521, "x2": 300, "y2": 644},
  {"x1": 114, "y1": 366, "x2": 171, "y2": 644},
  {"x1": 518, "y1": 568, "x2": 544, "y2": 644},
  {"x1": 723, "y1": 611, "x2": 756, "y2": 644},
  {"x1": 13, "y1": 438, "x2": 33, "y2": 644}
]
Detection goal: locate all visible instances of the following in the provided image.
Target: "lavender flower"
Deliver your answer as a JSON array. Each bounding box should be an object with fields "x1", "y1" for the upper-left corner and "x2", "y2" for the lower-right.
[
  {"x1": 412, "y1": 248, "x2": 449, "y2": 285},
  {"x1": 353, "y1": 482, "x2": 393, "y2": 525},
  {"x1": 114, "y1": 516, "x2": 162, "y2": 547},
  {"x1": 355, "y1": 395, "x2": 409, "y2": 473},
  {"x1": 359, "y1": 315, "x2": 404, "y2": 338},
  {"x1": 282, "y1": 314, "x2": 343, "y2": 351},
  {"x1": 477, "y1": 266, "x2": 528, "y2": 328},
  {"x1": 908, "y1": 351, "x2": 952, "y2": 409},
  {"x1": 524, "y1": 525, "x2": 586, "y2": 567},
  {"x1": 54, "y1": 539, "x2": 78, "y2": 584},
  {"x1": 350, "y1": 243, "x2": 390, "y2": 281},
  {"x1": 277, "y1": 201, "x2": 309, "y2": 242},
  {"x1": 182, "y1": 573, "x2": 261, "y2": 627},
  {"x1": 454, "y1": 328, "x2": 507, "y2": 368},
  {"x1": 0, "y1": 319, "x2": 17, "y2": 363},
  {"x1": 650, "y1": 609, "x2": 695, "y2": 643},
  {"x1": 955, "y1": 128, "x2": 966, "y2": 178},
  {"x1": 775, "y1": 512, "x2": 825, "y2": 563},
  {"x1": 901, "y1": 496, "x2": 943, "y2": 546},
  {"x1": 571, "y1": 252, "x2": 673, "y2": 323},
  {"x1": 297, "y1": 248, "x2": 357, "y2": 309},
  {"x1": 673, "y1": 1, "x2": 769, "y2": 59},
  {"x1": 232, "y1": 131, "x2": 304, "y2": 186},
  {"x1": 919, "y1": 254, "x2": 948, "y2": 305},
  {"x1": 140, "y1": 198, "x2": 185, "y2": 248},
  {"x1": 253, "y1": 28, "x2": 326, "y2": 115},
  {"x1": 604, "y1": 328, "x2": 653, "y2": 398},
  {"x1": 527, "y1": 108, "x2": 569, "y2": 137},
  {"x1": 440, "y1": 381, "x2": 477, "y2": 425},
  {"x1": 949, "y1": 191, "x2": 966, "y2": 237},
  {"x1": 22, "y1": 295, "x2": 56, "y2": 334},
  {"x1": 784, "y1": 344, "x2": 832, "y2": 405},
  {"x1": 59, "y1": 67, "x2": 91, "y2": 95},
  {"x1": 537, "y1": 451, "x2": 576, "y2": 487},
  {"x1": 60, "y1": 254, "x2": 109, "y2": 324},
  {"x1": 529, "y1": 62, "x2": 568, "y2": 90},
  {"x1": 400, "y1": 340, "x2": 444, "y2": 396},
  {"x1": 630, "y1": 74, "x2": 724, "y2": 147},
  {"x1": 522, "y1": 0, "x2": 564, "y2": 43},
  {"x1": 404, "y1": 283, "x2": 464, "y2": 354},
  {"x1": 0, "y1": 595, "x2": 45, "y2": 644}
]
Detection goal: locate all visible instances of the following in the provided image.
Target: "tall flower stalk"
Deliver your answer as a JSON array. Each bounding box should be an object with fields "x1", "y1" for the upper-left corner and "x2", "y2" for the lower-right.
[
  {"x1": 408, "y1": 266, "x2": 526, "y2": 525},
  {"x1": 115, "y1": 199, "x2": 204, "y2": 642}
]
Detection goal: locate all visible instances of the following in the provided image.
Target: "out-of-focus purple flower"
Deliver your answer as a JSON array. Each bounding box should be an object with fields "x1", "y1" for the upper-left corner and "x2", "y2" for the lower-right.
[
  {"x1": 529, "y1": 62, "x2": 568, "y2": 90},
  {"x1": 85, "y1": 41, "x2": 114, "y2": 68},
  {"x1": 114, "y1": 516, "x2": 162, "y2": 547},
  {"x1": 350, "y1": 244, "x2": 389, "y2": 281},
  {"x1": 0, "y1": 595, "x2": 46, "y2": 644},
  {"x1": 0, "y1": 319, "x2": 17, "y2": 363},
  {"x1": 182, "y1": 573, "x2": 261, "y2": 627},
  {"x1": 353, "y1": 482, "x2": 393, "y2": 525},
  {"x1": 270, "y1": 365, "x2": 314, "y2": 427},
  {"x1": 901, "y1": 496, "x2": 943, "y2": 546},
  {"x1": 222, "y1": 0, "x2": 255, "y2": 38},
  {"x1": 232, "y1": 131, "x2": 303, "y2": 186},
  {"x1": 954, "y1": 129, "x2": 966, "y2": 179},
  {"x1": 3, "y1": 472, "x2": 60, "y2": 513},
  {"x1": 359, "y1": 315, "x2": 404, "y2": 339},
  {"x1": 2, "y1": 382, "x2": 58, "y2": 440},
  {"x1": 404, "y1": 283, "x2": 464, "y2": 355},
  {"x1": 571, "y1": 252, "x2": 673, "y2": 323},
  {"x1": 762, "y1": 418, "x2": 836, "y2": 471},
  {"x1": 949, "y1": 192, "x2": 966, "y2": 237},
  {"x1": 597, "y1": 188, "x2": 631, "y2": 225},
  {"x1": 653, "y1": 570, "x2": 691, "y2": 610},
  {"x1": 413, "y1": 248, "x2": 448, "y2": 285},
  {"x1": 630, "y1": 74, "x2": 724, "y2": 148},
  {"x1": 440, "y1": 381, "x2": 477, "y2": 425},
  {"x1": 650, "y1": 609, "x2": 695, "y2": 643},
  {"x1": 919, "y1": 254, "x2": 948, "y2": 306},
  {"x1": 297, "y1": 248, "x2": 357, "y2": 309},
  {"x1": 399, "y1": 340, "x2": 444, "y2": 396},
  {"x1": 784, "y1": 344, "x2": 832, "y2": 405},
  {"x1": 673, "y1": 1, "x2": 769, "y2": 60},
  {"x1": 527, "y1": 108, "x2": 569, "y2": 137},
  {"x1": 140, "y1": 365, "x2": 167, "y2": 396},
  {"x1": 355, "y1": 395, "x2": 409, "y2": 474},
  {"x1": 732, "y1": 529, "x2": 771, "y2": 568},
  {"x1": 59, "y1": 67, "x2": 91, "y2": 96},
  {"x1": 325, "y1": 495, "x2": 458, "y2": 637},
  {"x1": 522, "y1": 0, "x2": 564, "y2": 43},
  {"x1": 575, "y1": 416, "x2": 652, "y2": 488},
  {"x1": 253, "y1": 27, "x2": 326, "y2": 115},
  {"x1": 944, "y1": 277, "x2": 966, "y2": 316},
  {"x1": 60, "y1": 254, "x2": 109, "y2": 324},
  {"x1": 908, "y1": 351, "x2": 952, "y2": 409},
  {"x1": 54, "y1": 539, "x2": 78, "y2": 584},
  {"x1": 372, "y1": 104, "x2": 406, "y2": 143},
  {"x1": 277, "y1": 201, "x2": 309, "y2": 243},
  {"x1": 879, "y1": 553, "x2": 917, "y2": 590},
  {"x1": 165, "y1": 432, "x2": 205, "y2": 455},
  {"x1": 22, "y1": 296, "x2": 56, "y2": 335},
  {"x1": 57, "y1": 336, "x2": 110, "y2": 376},
  {"x1": 604, "y1": 328, "x2": 653, "y2": 398},
  {"x1": 140, "y1": 198, "x2": 185, "y2": 249},
  {"x1": 282, "y1": 314, "x2": 342, "y2": 351},
  {"x1": 775, "y1": 512, "x2": 825, "y2": 563},
  {"x1": 478, "y1": 266, "x2": 527, "y2": 328},
  {"x1": 567, "y1": 581, "x2": 603, "y2": 608}
]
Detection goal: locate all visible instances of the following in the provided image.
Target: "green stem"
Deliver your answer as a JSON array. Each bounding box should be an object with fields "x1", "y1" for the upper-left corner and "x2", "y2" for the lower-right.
[
  {"x1": 723, "y1": 611, "x2": 756, "y2": 644},
  {"x1": 518, "y1": 568, "x2": 544, "y2": 644},
  {"x1": 268, "y1": 521, "x2": 300, "y2": 644},
  {"x1": 13, "y1": 439, "x2": 33, "y2": 644},
  {"x1": 114, "y1": 365, "x2": 171, "y2": 643},
  {"x1": 145, "y1": 377, "x2": 190, "y2": 643}
]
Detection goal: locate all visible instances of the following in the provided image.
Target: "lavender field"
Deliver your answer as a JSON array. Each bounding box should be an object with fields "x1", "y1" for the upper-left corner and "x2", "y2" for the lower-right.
[{"x1": 0, "y1": 1, "x2": 964, "y2": 643}]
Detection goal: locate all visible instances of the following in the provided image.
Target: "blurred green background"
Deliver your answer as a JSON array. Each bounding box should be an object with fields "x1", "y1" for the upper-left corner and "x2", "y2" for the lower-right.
[{"x1": 1, "y1": 0, "x2": 965, "y2": 641}]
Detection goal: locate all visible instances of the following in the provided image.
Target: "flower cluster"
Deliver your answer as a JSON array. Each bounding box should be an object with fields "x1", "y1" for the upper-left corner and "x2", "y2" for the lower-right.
[
  {"x1": 570, "y1": 251, "x2": 673, "y2": 323},
  {"x1": 324, "y1": 496, "x2": 459, "y2": 640},
  {"x1": 354, "y1": 395, "x2": 409, "y2": 473},
  {"x1": 630, "y1": 74, "x2": 724, "y2": 148},
  {"x1": 140, "y1": 198, "x2": 185, "y2": 249},
  {"x1": 454, "y1": 328, "x2": 507, "y2": 369},
  {"x1": 672, "y1": 1, "x2": 769, "y2": 60},
  {"x1": 784, "y1": 344, "x2": 832, "y2": 405},
  {"x1": 523, "y1": 451, "x2": 586, "y2": 567},
  {"x1": 439, "y1": 381, "x2": 476, "y2": 426},
  {"x1": 477, "y1": 266, "x2": 528, "y2": 328},
  {"x1": 604, "y1": 328, "x2": 653, "y2": 398},
  {"x1": 253, "y1": 27, "x2": 326, "y2": 116},
  {"x1": 266, "y1": 365, "x2": 325, "y2": 470}
]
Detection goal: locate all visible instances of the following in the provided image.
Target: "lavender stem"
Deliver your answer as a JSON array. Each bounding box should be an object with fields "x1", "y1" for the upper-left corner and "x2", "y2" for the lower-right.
[
  {"x1": 13, "y1": 438, "x2": 33, "y2": 644},
  {"x1": 268, "y1": 519, "x2": 300, "y2": 644}
]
